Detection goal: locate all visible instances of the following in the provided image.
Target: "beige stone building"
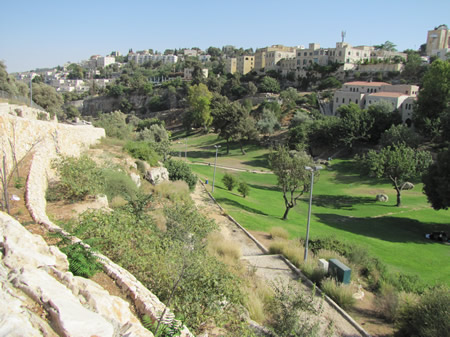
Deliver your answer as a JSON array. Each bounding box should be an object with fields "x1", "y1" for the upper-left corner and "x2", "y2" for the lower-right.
[
  {"x1": 254, "y1": 45, "x2": 296, "y2": 71},
  {"x1": 426, "y1": 24, "x2": 450, "y2": 60},
  {"x1": 236, "y1": 55, "x2": 255, "y2": 74},
  {"x1": 224, "y1": 57, "x2": 237, "y2": 74},
  {"x1": 332, "y1": 81, "x2": 419, "y2": 124}
]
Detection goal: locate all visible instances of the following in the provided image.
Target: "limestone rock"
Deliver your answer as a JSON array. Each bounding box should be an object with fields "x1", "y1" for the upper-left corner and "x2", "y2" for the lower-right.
[
  {"x1": 376, "y1": 194, "x2": 389, "y2": 202},
  {"x1": 145, "y1": 167, "x2": 169, "y2": 185},
  {"x1": 401, "y1": 182, "x2": 414, "y2": 190},
  {"x1": 11, "y1": 267, "x2": 114, "y2": 337},
  {"x1": 130, "y1": 172, "x2": 141, "y2": 188},
  {"x1": 0, "y1": 212, "x2": 69, "y2": 271}
]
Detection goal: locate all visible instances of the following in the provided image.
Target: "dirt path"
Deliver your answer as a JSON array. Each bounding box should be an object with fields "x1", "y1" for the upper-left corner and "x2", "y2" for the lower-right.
[{"x1": 191, "y1": 182, "x2": 366, "y2": 337}]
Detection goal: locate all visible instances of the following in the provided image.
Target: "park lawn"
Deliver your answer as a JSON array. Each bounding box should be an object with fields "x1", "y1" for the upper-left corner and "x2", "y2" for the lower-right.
[
  {"x1": 171, "y1": 131, "x2": 271, "y2": 171},
  {"x1": 191, "y1": 160, "x2": 450, "y2": 286}
]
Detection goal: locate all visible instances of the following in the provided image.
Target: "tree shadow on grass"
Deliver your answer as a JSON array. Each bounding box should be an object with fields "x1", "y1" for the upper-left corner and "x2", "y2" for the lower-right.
[
  {"x1": 242, "y1": 153, "x2": 271, "y2": 169},
  {"x1": 315, "y1": 213, "x2": 449, "y2": 244},
  {"x1": 248, "y1": 183, "x2": 280, "y2": 192},
  {"x1": 215, "y1": 197, "x2": 269, "y2": 216},
  {"x1": 313, "y1": 194, "x2": 376, "y2": 210},
  {"x1": 330, "y1": 160, "x2": 383, "y2": 186}
]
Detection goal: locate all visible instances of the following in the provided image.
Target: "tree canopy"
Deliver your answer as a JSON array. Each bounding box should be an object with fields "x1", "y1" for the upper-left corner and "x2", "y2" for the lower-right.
[
  {"x1": 269, "y1": 146, "x2": 315, "y2": 220},
  {"x1": 358, "y1": 143, "x2": 432, "y2": 206},
  {"x1": 186, "y1": 83, "x2": 213, "y2": 130},
  {"x1": 413, "y1": 59, "x2": 450, "y2": 139},
  {"x1": 422, "y1": 149, "x2": 450, "y2": 210}
]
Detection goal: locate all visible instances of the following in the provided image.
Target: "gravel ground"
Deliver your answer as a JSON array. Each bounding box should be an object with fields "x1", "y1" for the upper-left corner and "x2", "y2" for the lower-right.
[{"x1": 191, "y1": 182, "x2": 367, "y2": 337}]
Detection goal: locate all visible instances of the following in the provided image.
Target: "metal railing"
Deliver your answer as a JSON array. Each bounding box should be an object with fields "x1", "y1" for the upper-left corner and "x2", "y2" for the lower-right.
[{"x1": 0, "y1": 90, "x2": 46, "y2": 111}]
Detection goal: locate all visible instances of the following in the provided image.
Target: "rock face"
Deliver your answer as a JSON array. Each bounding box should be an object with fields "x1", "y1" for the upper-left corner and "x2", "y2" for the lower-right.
[
  {"x1": 376, "y1": 194, "x2": 389, "y2": 202},
  {"x1": 0, "y1": 212, "x2": 153, "y2": 337},
  {"x1": 130, "y1": 172, "x2": 142, "y2": 188},
  {"x1": 145, "y1": 166, "x2": 169, "y2": 185}
]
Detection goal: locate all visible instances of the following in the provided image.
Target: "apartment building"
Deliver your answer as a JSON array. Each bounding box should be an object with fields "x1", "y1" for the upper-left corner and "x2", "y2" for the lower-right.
[
  {"x1": 236, "y1": 55, "x2": 255, "y2": 74},
  {"x1": 426, "y1": 24, "x2": 450, "y2": 60},
  {"x1": 224, "y1": 57, "x2": 237, "y2": 74},
  {"x1": 332, "y1": 81, "x2": 419, "y2": 123},
  {"x1": 128, "y1": 52, "x2": 178, "y2": 65},
  {"x1": 254, "y1": 45, "x2": 296, "y2": 71}
]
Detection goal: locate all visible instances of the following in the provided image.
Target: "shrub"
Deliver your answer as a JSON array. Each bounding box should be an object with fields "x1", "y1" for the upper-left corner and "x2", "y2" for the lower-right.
[
  {"x1": 135, "y1": 160, "x2": 147, "y2": 176},
  {"x1": 269, "y1": 226, "x2": 290, "y2": 240},
  {"x1": 207, "y1": 232, "x2": 242, "y2": 262},
  {"x1": 152, "y1": 181, "x2": 190, "y2": 203},
  {"x1": 51, "y1": 155, "x2": 105, "y2": 201},
  {"x1": 321, "y1": 278, "x2": 356, "y2": 310},
  {"x1": 237, "y1": 181, "x2": 250, "y2": 198},
  {"x1": 395, "y1": 286, "x2": 450, "y2": 337},
  {"x1": 269, "y1": 239, "x2": 304, "y2": 267},
  {"x1": 102, "y1": 168, "x2": 139, "y2": 202},
  {"x1": 124, "y1": 141, "x2": 160, "y2": 166},
  {"x1": 94, "y1": 110, "x2": 133, "y2": 140},
  {"x1": 375, "y1": 283, "x2": 399, "y2": 322},
  {"x1": 164, "y1": 159, "x2": 197, "y2": 190},
  {"x1": 61, "y1": 243, "x2": 103, "y2": 278},
  {"x1": 222, "y1": 173, "x2": 237, "y2": 191},
  {"x1": 267, "y1": 280, "x2": 322, "y2": 337}
]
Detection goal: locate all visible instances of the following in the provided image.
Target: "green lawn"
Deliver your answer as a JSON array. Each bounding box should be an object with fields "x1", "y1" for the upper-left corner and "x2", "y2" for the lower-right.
[
  {"x1": 171, "y1": 131, "x2": 271, "y2": 171},
  {"x1": 191, "y1": 159, "x2": 450, "y2": 286}
]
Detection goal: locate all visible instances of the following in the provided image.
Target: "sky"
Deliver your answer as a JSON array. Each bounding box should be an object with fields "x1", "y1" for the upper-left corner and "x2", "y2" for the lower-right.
[{"x1": 1, "y1": 0, "x2": 449, "y2": 73}]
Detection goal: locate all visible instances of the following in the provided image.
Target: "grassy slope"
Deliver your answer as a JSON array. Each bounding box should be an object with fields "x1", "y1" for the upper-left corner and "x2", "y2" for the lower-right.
[{"x1": 189, "y1": 147, "x2": 450, "y2": 286}]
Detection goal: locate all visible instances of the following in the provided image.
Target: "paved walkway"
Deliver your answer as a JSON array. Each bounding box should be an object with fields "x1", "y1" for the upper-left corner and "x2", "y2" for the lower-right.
[{"x1": 191, "y1": 182, "x2": 367, "y2": 337}]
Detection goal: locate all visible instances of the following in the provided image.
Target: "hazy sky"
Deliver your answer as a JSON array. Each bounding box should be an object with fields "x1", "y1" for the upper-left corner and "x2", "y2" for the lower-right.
[{"x1": 1, "y1": 0, "x2": 449, "y2": 73}]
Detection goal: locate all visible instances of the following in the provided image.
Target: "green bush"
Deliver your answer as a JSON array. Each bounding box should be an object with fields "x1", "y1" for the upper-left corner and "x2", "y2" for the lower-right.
[
  {"x1": 267, "y1": 280, "x2": 322, "y2": 337},
  {"x1": 375, "y1": 283, "x2": 399, "y2": 322},
  {"x1": 136, "y1": 160, "x2": 147, "y2": 176},
  {"x1": 50, "y1": 155, "x2": 105, "y2": 202},
  {"x1": 61, "y1": 243, "x2": 103, "y2": 278},
  {"x1": 124, "y1": 141, "x2": 160, "y2": 166},
  {"x1": 94, "y1": 110, "x2": 133, "y2": 140},
  {"x1": 222, "y1": 173, "x2": 237, "y2": 191},
  {"x1": 164, "y1": 159, "x2": 197, "y2": 190},
  {"x1": 102, "y1": 168, "x2": 139, "y2": 202},
  {"x1": 237, "y1": 181, "x2": 250, "y2": 198},
  {"x1": 395, "y1": 286, "x2": 450, "y2": 337}
]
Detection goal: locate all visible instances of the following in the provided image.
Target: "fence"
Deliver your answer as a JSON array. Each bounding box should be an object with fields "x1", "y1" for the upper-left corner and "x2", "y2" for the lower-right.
[{"x1": 0, "y1": 90, "x2": 46, "y2": 111}]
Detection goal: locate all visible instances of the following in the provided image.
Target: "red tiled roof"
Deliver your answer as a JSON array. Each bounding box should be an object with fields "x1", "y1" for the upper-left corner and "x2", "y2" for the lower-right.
[
  {"x1": 369, "y1": 92, "x2": 407, "y2": 97},
  {"x1": 344, "y1": 81, "x2": 391, "y2": 86}
]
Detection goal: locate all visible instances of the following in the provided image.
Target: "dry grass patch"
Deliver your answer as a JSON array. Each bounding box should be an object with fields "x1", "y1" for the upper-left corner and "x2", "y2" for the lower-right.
[
  {"x1": 269, "y1": 226, "x2": 290, "y2": 240},
  {"x1": 152, "y1": 180, "x2": 191, "y2": 203}
]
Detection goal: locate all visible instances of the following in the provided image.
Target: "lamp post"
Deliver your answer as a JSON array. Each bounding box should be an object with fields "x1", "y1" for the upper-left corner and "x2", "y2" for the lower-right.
[
  {"x1": 303, "y1": 165, "x2": 322, "y2": 263},
  {"x1": 212, "y1": 145, "x2": 221, "y2": 193},
  {"x1": 184, "y1": 138, "x2": 188, "y2": 161}
]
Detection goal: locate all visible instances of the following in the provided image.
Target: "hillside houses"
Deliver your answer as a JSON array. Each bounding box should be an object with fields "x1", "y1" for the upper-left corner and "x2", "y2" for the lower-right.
[{"x1": 332, "y1": 81, "x2": 419, "y2": 124}]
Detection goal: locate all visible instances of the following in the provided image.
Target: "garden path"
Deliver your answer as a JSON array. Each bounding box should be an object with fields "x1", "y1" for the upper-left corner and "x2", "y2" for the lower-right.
[{"x1": 191, "y1": 182, "x2": 367, "y2": 337}]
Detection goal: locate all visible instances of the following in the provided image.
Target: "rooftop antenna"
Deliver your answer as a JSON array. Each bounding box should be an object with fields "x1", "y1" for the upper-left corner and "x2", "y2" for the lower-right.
[{"x1": 341, "y1": 31, "x2": 346, "y2": 43}]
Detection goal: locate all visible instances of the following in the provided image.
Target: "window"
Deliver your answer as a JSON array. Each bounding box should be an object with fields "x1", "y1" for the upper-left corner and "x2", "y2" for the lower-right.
[
  {"x1": 336, "y1": 97, "x2": 339, "y2": 102},
  {"x1": 405, "y1": 91, "x2": 408, "y2": 94},
  {"x1": 342, "y1": 98, "x2": 345, "y2": 103},
  {"x1": 367, "y1": 89, "x2": 370, "y2": 92},
  {"x1": 349, "y1": 99, "x2": 352, "y2": 103},
  {"x1": 348, "y1": 51, "x2": 351, "y2": 55},
  {"x1": 369, "y1": 100, "x2": 372, "y2": 104},
  {"x1": 355, "y1": 99, "x2": 358, "y2": 103},
  {"x1": 304, "y1": 52, "x2": 307, "y2": 56}
]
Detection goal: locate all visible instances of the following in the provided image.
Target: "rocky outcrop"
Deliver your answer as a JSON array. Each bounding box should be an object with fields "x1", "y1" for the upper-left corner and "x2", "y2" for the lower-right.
[
  {"x1": 0, "y1": 212, "x2": 153, "y2": 337},
  {"x1": 142, "y1": 162, "x2": 169, "y2": 185},
  {"x1": 401, "y1": 182, "x2": 414, "y2": 190}
]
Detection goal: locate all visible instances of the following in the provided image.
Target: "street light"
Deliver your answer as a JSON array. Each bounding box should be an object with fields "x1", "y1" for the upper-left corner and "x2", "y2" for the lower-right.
[
  {"x1": 212, "y1": 145, "x2": 221, "y2": 193},
  {"x1": 303, "y1": 165, "x2": 322, "y2": 263},
  {"x1": 185, "y1": 138, "x2": 188, "y2": 161}
]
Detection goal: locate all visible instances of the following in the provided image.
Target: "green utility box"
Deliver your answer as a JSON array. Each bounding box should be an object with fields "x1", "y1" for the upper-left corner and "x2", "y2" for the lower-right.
[{"x1": 328, "y1": 259, "x2": 351, "y2": 284}]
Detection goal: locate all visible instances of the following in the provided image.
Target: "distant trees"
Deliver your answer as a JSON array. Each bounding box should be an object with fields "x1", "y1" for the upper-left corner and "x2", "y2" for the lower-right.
[
  {"x1": 186, "y1": 83, "x2": 213, "y2": 131},
  {"x1": 337, "y1": 103, "x2": 374, "y2": 149},
  {"x1": 259, "y1": 76, "x2": 280, "y2": 93},
  {"x1": 269, "y1": 146, "x2": 315, "y2": 220},
  {"x1": 374, "y1": 41, "x2": 397, "y2": 51},
  {"x1": 358, "y1": 143, "x2": 432, "y2": 206}
]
